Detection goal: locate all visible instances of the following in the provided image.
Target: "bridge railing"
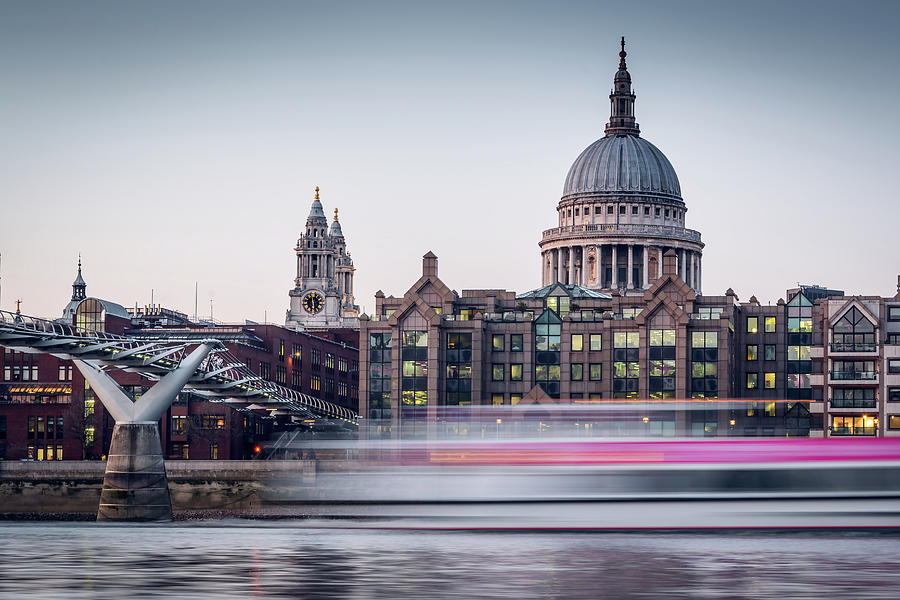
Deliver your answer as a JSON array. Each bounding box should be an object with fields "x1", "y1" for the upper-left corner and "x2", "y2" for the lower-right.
[{"x1": 0, "y1": 309, "x2": 359, "y2": 424}]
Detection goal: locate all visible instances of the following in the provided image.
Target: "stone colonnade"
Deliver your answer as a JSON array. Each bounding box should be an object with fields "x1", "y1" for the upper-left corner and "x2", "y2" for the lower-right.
[{"x1": 542, "y1": 243, "x2": 702, "y2": 292}]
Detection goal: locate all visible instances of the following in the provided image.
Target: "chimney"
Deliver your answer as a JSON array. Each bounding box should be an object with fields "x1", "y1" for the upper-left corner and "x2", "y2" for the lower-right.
[
  {"x1": 423, "y1": 251, "x2": 438, "y2": 277},
  {"x1": 662, "y1": 250, "x2": 677, "y2": 276}
]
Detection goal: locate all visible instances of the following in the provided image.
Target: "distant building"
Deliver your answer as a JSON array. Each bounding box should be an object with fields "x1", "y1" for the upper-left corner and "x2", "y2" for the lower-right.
[
  {"x1": 539, "y1": 38, "x2": 703, "y2": 293},
  {"x1": 358, "y1": 42, "x2": 900, "y2": 440},
  {"x1": 0, "y1": 261, "x2": 359, "y2": 461},
  {"x1": 286, "y1": 186, "x2": 359, "y2": 331}
]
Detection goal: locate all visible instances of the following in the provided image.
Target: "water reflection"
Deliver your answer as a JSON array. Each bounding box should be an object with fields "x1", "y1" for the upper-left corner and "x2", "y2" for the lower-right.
[{"x1": 0, "y1": 523, "x2": 899, "y2": 599}]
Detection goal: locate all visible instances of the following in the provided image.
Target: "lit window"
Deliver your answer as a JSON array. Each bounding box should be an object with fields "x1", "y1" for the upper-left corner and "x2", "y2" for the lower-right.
[
  {"x1": 589, "y1": 364, "x2": 603, "y2": 381},
  {"x1": 764, "y1": 372, "x2": 776, "y2": 389},
  {"x1": 510, "y1": 364, "x2": 523, "y2": 381},
  {"x1": 492, "y1": 334, "x2": 505, "y2": 352},
  {"x1": 492, "y1": 364, "x2": 504, "y2": 381},
  {"x1": 571, "y1": 334, "x2": 583, "y2": 352},
  {"x1": 589, "y1": 334, "x2": 602, "y2": 351},
  {"x1": 747, "y1": 317, "x2": 758, "y2": 334},
  {"x1": 492, "y1": 394, "x2": 503, "y2": 406},
  {"x1": 747, "y1": 345, "x2": 758, "y2": 361},
  {"x1": 765, "y1": 402, "x2": 776, "y2": 417},
  {"x1": 510, "y1": 334, "x2": 523, "y2": 352},
  {"x1": 746, "y1": 373, "x2": 758, "y2": 389},
  {"x1": 764, "y1": 316, "x2": 776, "y2": 333},
  {"x1": 571, "y1": 364, "x2": 583, "y2": 381}
]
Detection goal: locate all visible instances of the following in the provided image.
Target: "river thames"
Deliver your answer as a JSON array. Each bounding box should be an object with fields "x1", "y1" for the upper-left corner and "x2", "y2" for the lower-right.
[{"x1": 1, "y1": 523, "x2": 899, "y2": 599}]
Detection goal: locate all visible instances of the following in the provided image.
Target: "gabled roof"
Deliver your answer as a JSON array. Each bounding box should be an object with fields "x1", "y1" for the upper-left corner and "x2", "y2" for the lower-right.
[{"x1": 517, "y1": 283, "x2": 611, "y2": 300}]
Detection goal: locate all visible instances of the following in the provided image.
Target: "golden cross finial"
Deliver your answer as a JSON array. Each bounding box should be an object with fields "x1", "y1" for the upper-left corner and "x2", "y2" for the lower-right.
[
  {"x1": 15, "y1": 299, "x2": 22, "y2": 314},
  {"x1": 314, "y1": 186, "x2": 320, "y2": 200},
  {"x1": 334, "y1": 207, "x2": 339, "y2": 222}
]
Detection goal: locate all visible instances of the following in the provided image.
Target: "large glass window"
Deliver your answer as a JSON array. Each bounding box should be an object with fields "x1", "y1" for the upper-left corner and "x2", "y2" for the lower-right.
[
  {"x1": 691, "y1": 331, "x2": 718, "y2": 398},
  {"x1": 589, "y1": 334, "x2": 602, "y2": 351},
  {"x1": 832, "y1": 307, "x2": 876, "y2": 351},
  {"x1": 613, "y1": 331, "x2": 639, "y2": 399},
  {"x1": 832, "y1": 360, "x2": 876, "y2": 380},
  {"x1": 510, "y1": 364, "x2": 523, "y2": 381},
  {"x1": 534, "y1": 310, "x2": 562, "y2": 397},
  {"x1": 368, "y1": 332, "x2": 393, "y2": 421},
  {"x1": 764, "y1": 344, "x2": 776, "y2": 361},
  {"x1": 764, "y1": 316, "x2": 776, "y2": 333},
  {"x1": 492, "y1": 364, "x2": 505, "y2": 381},
  {"x1": 832, "y1": 415, "x2": 876, "y2": 436},
  {"x1": 75, "y1": 299, "x2": 105, "y2": 332},
  {"x1": 831, "y1": 388, "x2": 876, "y2": 409},
  {"x1": 649, "y1": 329, "x2": 675, "y2": 399},
  {"x1": 786, "y1": 292, "x2": 813, "y2": 399},
  {"x1": 445, "y1": 333, "x2": 472, "y2": 406},
  {"x1": 510, "y1": 334, "x2": 524, "y2": 352},
  {"x1": 747, "y1": 345, "x2": 758, "y2": 361},
  {"x1": 492, "y1": 334, "x2": 505, "y2": 352}
]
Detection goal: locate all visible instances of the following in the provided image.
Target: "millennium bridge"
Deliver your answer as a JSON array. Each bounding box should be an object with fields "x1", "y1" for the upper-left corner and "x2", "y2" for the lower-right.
[{"x1": 0, "y1": 308, "x2": 357, "y2": 521}]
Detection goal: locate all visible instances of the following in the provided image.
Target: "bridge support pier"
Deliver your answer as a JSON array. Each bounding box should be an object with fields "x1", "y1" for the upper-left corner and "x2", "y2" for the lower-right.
[
  {"x1": 99, "y1": 423, "x2": 171, "y2": 521},
  {"x1": 74, "y1": 343, "x2": 214, "y2": 522}
]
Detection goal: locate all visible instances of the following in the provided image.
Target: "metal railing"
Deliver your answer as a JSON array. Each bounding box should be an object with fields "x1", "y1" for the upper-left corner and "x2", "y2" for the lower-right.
[
  {"x1": 829, "y1": 399, "x2": 877, "y2": 409},
  {"x1": 541, "y1": 223, "x2": 702, "y2": 243},
  {"x1": 830, "y1": 343, "x2": 876, "y2": 352},
  {"x1": 831, "y1": 427, "x2": 877, "y2": 436},
  {"x1": 830, "y1": 371, "x2": 877, "y2": 380}
]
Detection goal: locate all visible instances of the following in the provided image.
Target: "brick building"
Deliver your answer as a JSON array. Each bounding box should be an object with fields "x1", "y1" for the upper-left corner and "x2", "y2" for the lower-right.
[
  {"x1": 0, "y1": 263, "x2": 359, "y2": 461},
  {"x1": 357, "y1": 41, "x2": 900, "y2": 440}
]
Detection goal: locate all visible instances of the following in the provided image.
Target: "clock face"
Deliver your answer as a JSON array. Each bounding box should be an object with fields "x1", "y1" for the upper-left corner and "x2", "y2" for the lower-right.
[{"x1": 302, "y1": 292, "x2": 324, "y2": 314}]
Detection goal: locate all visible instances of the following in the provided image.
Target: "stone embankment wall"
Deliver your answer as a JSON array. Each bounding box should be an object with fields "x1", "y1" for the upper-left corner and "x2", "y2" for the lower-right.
[{"x1": 0, "y1": 460, "x2": 316, "y2": 516}]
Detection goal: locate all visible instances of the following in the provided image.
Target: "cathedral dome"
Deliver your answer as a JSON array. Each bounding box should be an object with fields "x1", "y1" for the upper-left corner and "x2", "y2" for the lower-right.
[{"x1": 562, "y1": 134, "x2": 682, "y2": 203}]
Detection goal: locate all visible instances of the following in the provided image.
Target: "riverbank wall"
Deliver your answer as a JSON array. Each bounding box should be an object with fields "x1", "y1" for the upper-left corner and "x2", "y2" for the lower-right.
[{"x1": 0, "y1": 460, "x2": 316, "y2": 516}]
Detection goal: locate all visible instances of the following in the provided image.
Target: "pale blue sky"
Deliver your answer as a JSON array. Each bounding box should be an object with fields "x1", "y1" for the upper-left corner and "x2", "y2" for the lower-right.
[{"x1": 1, "y1": 0, "x2": 898, "y2": 321}]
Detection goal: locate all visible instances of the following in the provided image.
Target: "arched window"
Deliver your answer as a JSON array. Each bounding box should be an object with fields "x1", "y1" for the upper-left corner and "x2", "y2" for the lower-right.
[{"x1": 75, "y1": 299, "x2": 105, "y2": 332}]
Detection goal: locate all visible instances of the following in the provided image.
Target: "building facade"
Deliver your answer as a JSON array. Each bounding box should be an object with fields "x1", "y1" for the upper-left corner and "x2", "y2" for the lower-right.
[
  {"x1": 360, "y1": 253, "x2": 900, "y2": 439},
  {"x1": 0, "y1": 263, "x2": 360, "y2": 461},
  {"x1": 286, "y1": 186, "x2": 359, "y2": 331},
  {"x1": 358, "y1": 42, "x2": 900, "y2": 440},
  {"x1": 539, "y1": 39, "x2": 703, "y2": 293}
]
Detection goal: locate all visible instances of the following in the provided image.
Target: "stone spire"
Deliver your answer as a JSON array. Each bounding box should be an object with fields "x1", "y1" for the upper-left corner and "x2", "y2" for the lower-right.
[
  {"x1": 329, "y1": 207, "x2": 344, "y2": 239},
  {"x1": 307, "y1": 186, "x2": 327, "y2": 224},
  {"x1": 72, "y1": 255, "x2": 86, "y2": 301},
  {"x1": 604, "y1": 37, "x2": 641, "y2": 137}
]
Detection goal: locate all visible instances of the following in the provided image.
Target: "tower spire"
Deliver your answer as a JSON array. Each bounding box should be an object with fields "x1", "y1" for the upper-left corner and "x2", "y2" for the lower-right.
[
  {"x1": 605, "y1": 37, "x2": 640, "y2": 137},
  {"x1": 71, "y1": 255, "x2": 87, "y2": 301}
]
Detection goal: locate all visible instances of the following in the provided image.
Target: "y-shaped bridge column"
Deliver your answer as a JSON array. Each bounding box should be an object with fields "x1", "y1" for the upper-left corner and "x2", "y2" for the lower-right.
[{"x1": 74, "y1": 344, "x2": 214, "y2": 522}]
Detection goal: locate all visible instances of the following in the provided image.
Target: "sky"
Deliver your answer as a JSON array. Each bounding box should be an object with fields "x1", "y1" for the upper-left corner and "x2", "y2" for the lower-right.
[{"x1": 1, "y1": 0, "x2": 898, "y2": 322}]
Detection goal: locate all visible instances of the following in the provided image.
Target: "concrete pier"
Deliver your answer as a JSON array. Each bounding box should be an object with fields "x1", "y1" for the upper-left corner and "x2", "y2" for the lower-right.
[{"x1": 98, "y1": 423, "x2": 172, "y2": 521}]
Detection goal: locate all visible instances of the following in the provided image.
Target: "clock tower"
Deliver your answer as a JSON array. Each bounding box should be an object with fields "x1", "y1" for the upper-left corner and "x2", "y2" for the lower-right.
[{"x1": 286, "y1": 187, "x2": 359, "y2": 331}]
